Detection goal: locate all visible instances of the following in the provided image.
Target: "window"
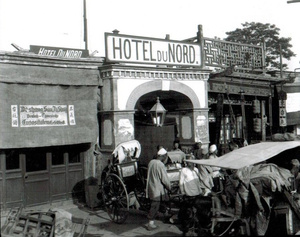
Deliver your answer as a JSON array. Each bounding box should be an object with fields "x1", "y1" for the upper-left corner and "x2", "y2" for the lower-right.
[
  {"x1": 25, "y1": 151, "x2": 47, "y2": 172},
  {"x1": 6, "y1": 151, "x2": 20, "y2": 170},
  {"x1": 69, "y1": 151, "x2": 81, "y2": 163},
  {"x1": 52, "y1": 152, "x2": 65, "y2": 166}
]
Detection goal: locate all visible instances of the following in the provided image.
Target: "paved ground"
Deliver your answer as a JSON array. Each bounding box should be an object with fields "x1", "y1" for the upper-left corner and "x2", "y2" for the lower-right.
[{"x1": 1, "y1": 200, "x2": 183, "y2": 237}]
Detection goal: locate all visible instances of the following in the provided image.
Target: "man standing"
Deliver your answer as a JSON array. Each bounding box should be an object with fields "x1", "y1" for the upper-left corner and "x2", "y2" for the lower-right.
[
  {"x1": 193, "y1": 141, "x2": 203, "y2": 160},
  {"x1": 145, "y1": 148, "x2": 171, "y2": 230},
  {"x1": 179, "y1": 155, "x2": 203, "y2": 197}
]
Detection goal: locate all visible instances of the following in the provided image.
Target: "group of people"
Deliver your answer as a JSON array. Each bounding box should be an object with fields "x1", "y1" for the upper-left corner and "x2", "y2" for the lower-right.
[{"x1": 145, "y1": 141, "x2": 221, "y2": 231}]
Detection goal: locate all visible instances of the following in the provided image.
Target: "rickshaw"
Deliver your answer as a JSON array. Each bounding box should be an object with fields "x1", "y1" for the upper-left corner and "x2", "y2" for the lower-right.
[
  {"x1": 101, "y1": 140, "x2": 185, "y2": 224},
  {"x1": 186, "y1": 140, "x2": 300, "y2": 236}
]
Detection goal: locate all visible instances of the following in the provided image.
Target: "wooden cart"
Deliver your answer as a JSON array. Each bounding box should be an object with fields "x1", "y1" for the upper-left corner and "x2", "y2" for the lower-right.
[
  {"x1": 186, "y1": 141, "x2": 300, "y2": 236},
  {"x1": 1, "y1": 207, "x2": 89, "y2": 237}
]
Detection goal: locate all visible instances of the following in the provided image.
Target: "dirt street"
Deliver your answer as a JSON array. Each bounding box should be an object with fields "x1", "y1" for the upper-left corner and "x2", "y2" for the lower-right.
[{"x1": 1, "y1": 200, "x2": 183, "y2": 237}]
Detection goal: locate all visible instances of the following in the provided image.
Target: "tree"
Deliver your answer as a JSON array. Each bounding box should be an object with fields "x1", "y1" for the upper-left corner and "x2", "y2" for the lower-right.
[{"x1": 224, "y1": 22, "x2": 296, "y2": 70}]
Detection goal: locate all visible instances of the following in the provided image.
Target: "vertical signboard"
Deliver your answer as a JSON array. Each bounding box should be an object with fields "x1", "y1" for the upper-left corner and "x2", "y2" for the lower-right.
[
  {"x1": 279, "y1": 100, "x2": 287, "y2": 127},
  {"x1": 278, "y1": 89, "x2": 287, "y2": 127}
]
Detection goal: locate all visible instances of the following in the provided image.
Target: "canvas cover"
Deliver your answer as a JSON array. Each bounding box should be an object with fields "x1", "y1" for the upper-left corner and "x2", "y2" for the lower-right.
[
  {"x1": 168, "y1": 150, "x2": 186, "y2": 163},
  {"x1": 187, "y1": 141, "x2": 300, "y2": 170}
]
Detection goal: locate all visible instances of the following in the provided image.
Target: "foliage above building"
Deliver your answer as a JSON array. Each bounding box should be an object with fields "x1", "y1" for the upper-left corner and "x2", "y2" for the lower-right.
[{"x1": 224, "y1": 22, "x2": 296, "y2": 70}]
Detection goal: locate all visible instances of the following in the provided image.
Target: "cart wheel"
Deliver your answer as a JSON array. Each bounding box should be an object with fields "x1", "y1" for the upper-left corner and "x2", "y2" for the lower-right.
[{"x1": 102, "y1": 173, "x2": 129, "y2": 224}]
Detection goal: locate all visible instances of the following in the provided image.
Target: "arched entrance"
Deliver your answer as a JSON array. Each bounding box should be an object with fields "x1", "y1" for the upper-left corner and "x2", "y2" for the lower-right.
[
  {"x1": 126, "y1": 80, "x2": 199, "y2": 165},
  {"x1": 99, "y1": 65, "x2": 210, "y2": 165},
  {"x1": 134, "y1": 91, "x2": 194, "y2": 165}
]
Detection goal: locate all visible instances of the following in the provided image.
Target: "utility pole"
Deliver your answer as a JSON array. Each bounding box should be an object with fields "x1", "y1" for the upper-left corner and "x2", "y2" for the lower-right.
[
  {"x1": 83, "y1": 0, "x2": 88, "y2": 50},
  {"x1": 280, "y1": 44, "x2": 283, "y2": 79}
]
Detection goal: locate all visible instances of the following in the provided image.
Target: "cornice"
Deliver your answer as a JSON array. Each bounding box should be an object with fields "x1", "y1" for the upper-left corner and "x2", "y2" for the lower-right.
[
  {"x1": 100, "y1": 65, "x2": 210, "y2": 81},
  {"x1": 0, "y1": 51, "x2": 104, "y2": 69},
  {"x1": 208, "y1": 81, "x2": 272, "y2": 97}
]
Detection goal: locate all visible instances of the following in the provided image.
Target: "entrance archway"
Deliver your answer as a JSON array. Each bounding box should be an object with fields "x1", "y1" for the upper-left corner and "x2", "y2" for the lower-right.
[
  {"x1": 126, "y1": 80, "x2": 200, "y2": 110},
  {"x1": 132, "y1": 89, "x2": 194, "y2": 165}
]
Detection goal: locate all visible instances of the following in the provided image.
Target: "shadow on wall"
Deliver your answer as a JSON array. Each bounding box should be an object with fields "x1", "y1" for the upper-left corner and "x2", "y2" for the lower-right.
[{"x1": 72, "y1": 177, "x2": 101, "y2": 209}]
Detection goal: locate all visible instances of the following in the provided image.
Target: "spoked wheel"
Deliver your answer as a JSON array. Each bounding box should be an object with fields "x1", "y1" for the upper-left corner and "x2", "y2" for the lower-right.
[
  {"x1": 134, "y1": 183, "x2": 150, "y2": 212},
  {"x1": 134, "y1": 167, "x2": 150, "y2": 212},
  {"x1": 102, "y1": 173, "x2": 129, "y2": 224}
]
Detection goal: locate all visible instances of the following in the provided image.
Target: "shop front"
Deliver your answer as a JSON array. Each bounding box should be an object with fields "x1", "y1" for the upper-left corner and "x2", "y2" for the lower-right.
[
  {"x1": 98, "y1": 31, "x2": 211, "y2": 168},
  {"x1": 97, "y1": 27, "x2": 289, "y2": 168},
  {"x1": 0, "y1": 51, "x2": 102, "y2": 209},
  {"x1": 1, "y1": 25, "x2": 291, "y2": 209},
  {"x1": 284, "y1": 74, "x2": 300, "y2": 131},
  {"x1": 197, "y1": 34, "x2": 287, "y2": 154},
  {"x1": 269, "y1": 70, "x2": 300, "y2": 134},
  {"x1": 207, "y1": 72, "x2": 279, "y2": 154}
]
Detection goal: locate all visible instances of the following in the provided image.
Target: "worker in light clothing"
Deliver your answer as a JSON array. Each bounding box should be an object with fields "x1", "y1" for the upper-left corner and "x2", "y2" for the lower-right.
[
  {"x1": 145, "y1": 148, "x2": 171, "y2": 231},
  {"x1": 209, "y1": 144, "x2": 224, "y2": 192},
  {"x1": 208, "y1": 144, "x2": 221, "y2": 178},
  {"x1": 177, "y1": 155, "x2": 209, "y2": 234},
  {"x1": 179, "y1": 155, "x2": 204, "y2": 197}
]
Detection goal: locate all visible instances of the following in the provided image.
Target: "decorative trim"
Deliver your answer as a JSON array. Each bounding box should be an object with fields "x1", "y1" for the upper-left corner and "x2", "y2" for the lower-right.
[
  {"x1": 203, "y1": 37, "x2": 263, "y2": 69},
  {"x1": 0, "y1": 52, "x2": 103, "y2": 69},
  {"x1": 208, "y1": 81, "x2": 271, "y2": 97},
  {"x1": 98, "y1": 110, "x2": 136, "y2": 114},
  {"x1": 126, "y1": 80, "x2": 201, "y2": 110},
  {"x1": 101, "y1": 67, "x2": 210, "y2": 81}
]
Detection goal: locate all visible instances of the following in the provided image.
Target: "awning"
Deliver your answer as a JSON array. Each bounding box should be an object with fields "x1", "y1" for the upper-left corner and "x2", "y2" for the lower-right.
[{"x1": 187, "y1": 141, "x2": 300, "y2": 170}]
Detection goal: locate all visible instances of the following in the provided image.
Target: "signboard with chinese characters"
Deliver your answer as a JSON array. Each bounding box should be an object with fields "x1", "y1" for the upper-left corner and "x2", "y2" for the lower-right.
[
  {"x1": 279, "y1": 100, "x2": 287, "y2": 127},
  {"x1": 105, "y1": 33, "x2": 202, "y2": 67},
  {"x1": 11, "y1": 105, "x2": 76, "y2": 127},
  {"x1": 30, "y1": 45, "x2": 89, "y2": 58}
]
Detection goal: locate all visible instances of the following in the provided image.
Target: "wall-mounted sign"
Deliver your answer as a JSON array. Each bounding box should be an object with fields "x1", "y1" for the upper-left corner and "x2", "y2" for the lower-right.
[
  {"x1": 105, "y1": 33, "x2": 202, "y2": 67},
  {"x1": 30, "y1": 45, "x2": 89, "y2": 58},
  {"x1": 11, "y1": 105, "x2": 76, "y2": 127},
  {"x1": 279, "y1": 100, "x2": 287, "y2": 127}
]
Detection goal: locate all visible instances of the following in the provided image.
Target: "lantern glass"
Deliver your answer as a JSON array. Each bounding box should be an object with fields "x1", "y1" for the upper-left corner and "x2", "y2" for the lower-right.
[{"x1": 149, "y1": 97, "x2": 167, "y2": 127}]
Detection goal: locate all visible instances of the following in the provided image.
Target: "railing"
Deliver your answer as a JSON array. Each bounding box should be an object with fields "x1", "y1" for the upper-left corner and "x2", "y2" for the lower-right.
[
  {"x1": 203, "y1": 37, "x2": 265, "y2": 72},
  {"x1": 183, "y1": 25, "x2": 266, "y2": 73}
]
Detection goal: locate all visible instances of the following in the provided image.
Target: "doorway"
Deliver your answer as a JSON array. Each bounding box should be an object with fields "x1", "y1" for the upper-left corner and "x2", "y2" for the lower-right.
[
  {"x1": 133, "y1": 90, "x2": 194, "y2": 164},
  {"x1": 1, "y1": 145, "x2": 85, "y2": 209},
  {"x1": 135, "y1": 124, "x2": 175, "y2": 165}
]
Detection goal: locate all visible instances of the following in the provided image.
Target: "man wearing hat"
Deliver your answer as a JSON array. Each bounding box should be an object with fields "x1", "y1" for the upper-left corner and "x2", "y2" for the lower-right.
[
  {"x1": 208, "y1": 144, "x2": 218, "y2": 159},
  {"x1": 208, "y1": 144, "x2": 223, "y2": 192},
  {"x1": 145, "y1": 148, "x2": 172, "y2": 230},
  {"x1": 193, "y1": 141, "x2": 203, "y2": 160}
]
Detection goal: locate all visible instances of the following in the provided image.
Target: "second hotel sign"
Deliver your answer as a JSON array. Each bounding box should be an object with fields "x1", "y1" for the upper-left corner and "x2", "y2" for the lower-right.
[{"x1": 105, "y1": 33, "x2": 202, "y2": 67}]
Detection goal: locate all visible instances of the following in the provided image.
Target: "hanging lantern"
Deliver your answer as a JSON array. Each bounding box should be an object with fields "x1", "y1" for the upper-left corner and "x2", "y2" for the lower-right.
[
  {"x1": 224, "y1": 115, "x2": 231, "y2": 143},
  {"x1": 253, "y1": 118, "x2": 262, "y2": 133},
  {"x1": 149, "y1": 97, "x2": 167, "y2": 127},
  {"x1": 253, "y1": 99, "x2": 261, "y2": 114}
]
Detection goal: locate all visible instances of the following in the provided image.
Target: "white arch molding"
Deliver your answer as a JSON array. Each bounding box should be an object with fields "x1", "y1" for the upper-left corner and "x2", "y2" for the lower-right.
[{"x1": 126, "y1": 80, "x2": 201, "y2": 110}]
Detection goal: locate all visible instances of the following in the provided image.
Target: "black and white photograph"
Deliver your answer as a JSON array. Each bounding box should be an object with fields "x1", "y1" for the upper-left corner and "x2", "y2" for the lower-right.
[{"x1": 1, "y1": 0, "x2": 300, "y2": 236}]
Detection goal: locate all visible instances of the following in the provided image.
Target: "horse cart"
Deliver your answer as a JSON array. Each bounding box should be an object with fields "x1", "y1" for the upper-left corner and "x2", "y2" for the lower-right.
[
  {"x1": 185, "y1": 141, "x2": 300, "y2": 236},
  {"x1": 100, "y1": 140, "x2": 184, "y2": 224}
]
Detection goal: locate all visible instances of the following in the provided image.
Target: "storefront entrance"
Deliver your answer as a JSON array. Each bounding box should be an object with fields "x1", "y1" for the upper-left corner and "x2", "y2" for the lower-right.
[
  {"x1": 132, "y1": 90, "x2": 202, "y2": 164},
  {"x1": 135, "y1": 125, "x2": 175, "y2": 165},
  {"x1": 1, "y1": 144, "x2": 86, "y2": 209}
]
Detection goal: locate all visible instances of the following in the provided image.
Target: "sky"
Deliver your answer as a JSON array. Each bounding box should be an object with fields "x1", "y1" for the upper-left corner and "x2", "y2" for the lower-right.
[{"x1": 0, "y1": 0, "x2": 300, "y2": 70}]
